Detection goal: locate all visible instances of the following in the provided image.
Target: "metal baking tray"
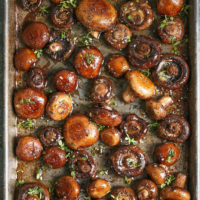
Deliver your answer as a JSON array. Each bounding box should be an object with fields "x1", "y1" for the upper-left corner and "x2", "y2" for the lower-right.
[{"x1": 2, "y1": 0, "x2": 200, "y2": 199}]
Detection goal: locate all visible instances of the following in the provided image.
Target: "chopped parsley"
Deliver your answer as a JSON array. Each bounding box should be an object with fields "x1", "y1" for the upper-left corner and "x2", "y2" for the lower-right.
[
  {"x1": 99, "y1": 170, "x2": 108, "y2": 175},
  {"x1": 39, "y1": 4, "x2": 49, "y2": 16},
  {"x1": 167, "y1": 149, "x2": 176, "y2": 163},
  {"x1": 171, "y1": 37, "x2": 181, "y2": 55},
  {"x1": 28, "y1": 187, "x2": 44, "y2": 199},
  {"x1": 34, "y1": 49, "x2": 43, "y2": 58},
  {"x1": 124, "y1": 176, "x2": 132, "y2": 185},
  {"x1": 160, "y1": 175, "x2": 175, "y2": 189},
  {"x1": 17, "y1": 119, "x2": 35, "y2": 129},
  {"x1": 98, "y1": 125, "x2": 105, "y2": 131},
  {"x1": 148, "y1": 121, "x2": 158, "y2": 132},
  {"x1": 160, "y1": 16, "x2": 174, "y2": 29},
  {"x1": 125, "y1": 134, "x2": 137, "y2": 145},
  {"x1": 61, "y1": 31, "x2": 66, "y2": 39},
  {"x1": 141, "y1": 69, "x2": 151, "y2": 77},
  {"x1": 71, "y1": 171, "x2": 76, "y2": 178},
  {"x1": 126, "y1": 158, "x2": 142, "y2": 167},
  {"x1": 86, "y1": 53, "x2": 94, "y2": 65},
  {"x1": 58, "y1": 140, "x2": 73, "y2": 159},
  {"x1": 110, "y1": 99, "x2": 116, "y2": 105},
  {"x1": 179, "y1": 5, "x2": 190, "y2": 17}
]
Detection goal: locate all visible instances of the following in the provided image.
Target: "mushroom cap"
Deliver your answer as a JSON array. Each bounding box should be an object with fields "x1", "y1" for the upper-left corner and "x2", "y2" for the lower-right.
[{"x1": 126, "y1": 70, "x2": 156, "y2": 99}]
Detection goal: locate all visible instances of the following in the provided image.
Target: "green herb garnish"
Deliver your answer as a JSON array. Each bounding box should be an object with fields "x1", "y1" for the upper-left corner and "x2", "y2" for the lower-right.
[
  {"x1": 160, "y1": 175, "x2": 175, "y2": 189},
  {"x1": 179, "y1": 4, "x2": 190, "y2": 17},
  {"x1": 148, "y1": 121, "x2": 158, "y2": 132},
  {"x1": 17, "y1": 119, "x2": 35, "y2": 129},
  {"x1": 39, "y1": 4, "x2": 49, "y2": 16},
  {"x1": 171, "y1": 37, "x2": 181, "y2": 55},
  {"x1": 71, "y1": 171, "x2": 76, "y2": 178},
  {"x1": 167, "y1": 149, "x2": 175, "y2": 163},
  {"x1": 141, "y1": 69, "x2": 151, "y2": 77},
  {"x1": 125, "y1": 134, "x2": 137, "y2": 145},
  {"x1": 34, "y1": 49, "x2": 43, "y2": 58},
  {"x1": 124, "y1": 176, "x2": 132, "y2": 185},
  {"x1": 28, "y1": 187, "x2": 44, "y2": 199},
  {"x1": 36, "y1": 165, "x2": 52, "y2": 181},
  {"x1": 61, "y1": 31, "x2": 66, "y2": 39},
  {"x1": 86, "y1": 53, "x2": 94, "y2": 65},
  {"x1": 16, "y1": 180, "x2": 25, "y2": 188}
]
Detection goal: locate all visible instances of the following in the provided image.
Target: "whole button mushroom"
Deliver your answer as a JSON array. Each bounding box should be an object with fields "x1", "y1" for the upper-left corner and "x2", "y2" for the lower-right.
[
  {"x1": 76, "y1": 0, "x2": 117, "y2": 32},
  {"x1": 87, "y1": 179, "x2": 111, "y2": 198},
  {"x1": 63, "y1": 114, "x2": 99, "y2": 150},
  {"x1": 14, "y1": 48, "x2": 37, "y2": 71},
  {"x1": 111, "y1": 187, "x2": 137, "y2": 200},
  {"x1": 22, "y1": 22, "x2": 50, "y2": 49},
  {"x1": 16, "y1": 136, "x2": 43, "y2": 162},
  {"x1": 20, "y1": 0, "x2": 43, "y2": 12},
  {"x1": 14, "y1": 88, "x2": 47, "y2": 119},
  {"x1": 125, "y1": 70, "x2": 156, "y2": 100},
  {"x1": 145, "y1": 96, "x2": 173, "y2": 120}
]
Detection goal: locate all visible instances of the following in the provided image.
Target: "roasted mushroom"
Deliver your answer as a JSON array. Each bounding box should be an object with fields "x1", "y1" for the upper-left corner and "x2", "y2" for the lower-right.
[
  {"x1": 22, "y1": 22, "x2": 50, "y2": 49},
  {"x1": 172, "y1": 173, "x2": 187, "y2": 188},
  {"x1": 51, "y1": 5, "x2": 74, "y2": 29},
  {"x1": 20, "y1": 0, "x2": 43, "y2": 12},
  {"x1": 45, "y1": 30, "x2": 74, "y2": 61},
  {"x1": 16, "y1": 136, "x2": 43, "y2": 162},
  {"x1": 122, "y1": 86, "x2": 137, "y2": 104},
  {"x1": 69, "y1": 150, "x2": 96, "y2": 179},
  {"x1": 56, "y1": 176, "x2": 80, "y2": 200},
  {"x1": 152, "y1": 54, "x2": 190, "y2": 90},
  {"x1": 63, "y1": 114, "x2": 99, "y2": 150},
  {"x1": 111, "y1": 145, "x2": 147, "y2": 177},
  {"x1": 145, "y1": 96, "x2": 173, "y2": 120},
  {"x1": 14, "y1": 88, "x2": 47, "y2": 119},
  {"x1": 76, "y1": 0, "x2": 117, "y2": 32},
  {"x1": 107, "y1": 54, "x2": 129, "y2": 78},
  {"x1": 136, "y1": 179, "x2": 158, "y2": 200},
  {"x1": 89, "y1": 104, "x2": 122, "y2": 127},
  {"x1": 111, "y1": 187, "x2": 137, "y2": 200},
  {"x1": 17, "y1": 182, "x2": 50, "y2": 200},
  {"x1": 100, "y1": 127, "x2": 121, "y2": 146},
  {"x1": 46, "y1": 92, "x2": 73, "y2": 121},
  {"x1": 155, "y1": 143, "x2": 180, "y2": 166},
  {"x1": 38, "y1": 126, "x2": 63, "y2": 148},
  {"x1": 120, "y1": 114, "x2": 148, "y2": 141},
  {"x1": 90, "y1": 76, "x2": 113, "y2": 103},
  {"x1": 54, "y1": 69, "x2": 78, "y2": 93},
  {"x1": 119, "y1": 0, "x2": 153, "y2": 30},
  {"x1": 158, "y1": 115, "x2": 190, "y2": 143},
  {"x1": 74, "y1": 46, "x2": 103, "y2": 79},
  {"x1": 157, "y1": 17, "x2": 184, "y2": 44},
  {"x1": 26, "y1": 67, "x2": 47, "y2": 90},
  {"x1": 128, "y1": 35, "x2": 161, "y2": 69},
  {"x1": 157, "y1": 0, "x2": 184, "y2": 16},
  {"x1": 14, "y1": 48, "x2": 37, "y2": 71},
  {"x1": 126, "y1": 70, "x2": 156, "y2": 99},
  {"x1": 87, "y1": 179, "x2": 111, "y2": 198},
  {"x1": 146, "y1": 163, "x2": 167, "y2": 185},
  {"x1": 104, "y1": 23, "x2": 132, "y2": 50}
]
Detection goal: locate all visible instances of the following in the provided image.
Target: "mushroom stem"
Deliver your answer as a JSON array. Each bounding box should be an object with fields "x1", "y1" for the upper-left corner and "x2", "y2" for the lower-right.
[
  {"x1": 172, "y1": 173, "x2": 187, "y2": 188},
  {"x1": 90, "y1": 31, "x2": 101, "y2": 39},
  {"x1": 158, "y1": 96, "x2": 173, "y2": 108},
  {"x1": 122, "y1": 86, "x2": 137, "y2": 104}
]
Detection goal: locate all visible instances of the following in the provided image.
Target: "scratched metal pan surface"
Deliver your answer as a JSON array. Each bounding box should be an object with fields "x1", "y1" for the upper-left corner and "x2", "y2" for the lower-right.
[{"x1": 2, "y1": 0, "x2": 200, "y2": 199}]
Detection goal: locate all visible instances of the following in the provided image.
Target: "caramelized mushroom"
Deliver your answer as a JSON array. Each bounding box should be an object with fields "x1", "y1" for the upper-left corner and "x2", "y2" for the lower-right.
[
  {"x1": 145, "y1": 96, "x2": 173, "y2": 120},
  {"x1": 128, "y1": 35, "x2": 161, "y2": 69},
  {"x1": 158, "y1": 115, "x2": 190, "y2": 143},
  {"x1": 17, "y1": 182, "x2": 50, "y2": 200},
  {"x1": 14, "y1": 88, "x2": 47, "y2": 119},
  {"x1": 90, "y1": 76, "x2": 113, "y2": 103},
  {"x1": 46, "y1": 92, "x2": 73, "y2": 121},
  {"x1": 107, "y1": 54, "x2": 129, "y2": 78},
  {"x1": 74, "y1": 46, "x2": 103, "y2": 79},
  {"x1": 76, "y1": 0, "x2": 117, "y2": 32},
  {"x1": 20, "y1": 0, "x2": 42, "y2": 12},
  {"x1": 87, "y1": 179, "x2": 111, "y2": 198},
  {"x1": 126, "y1": 70, "x2": 156, "y2": 99},
  {"x1": 110, "y1": 145, "x2": 147, "y2": 177},
  {"x1": 120, "y1": 114, "x2": 148, "y2": 141},
  {"x1": 89, "y1": 104, "x2": 122, "y2": 127},
  {"x1": 43, "y1": 147, "x2": 66, "y2": 169},
  {"x1": 63, "y1": 114, "x2": 99, "y2": 150},
  {"x1": 157, "y1": 0, "x2": 184, "y2": 16},
  {"x1": 22, "y1": 22, "x2": 50, "y2": 49},
  {"x1": 56, "y1": 176, "x2": 80, "y2": 200},
  {"x1": 172, "y1": 173, "x2": 187, "y2": 188},
  {"x1": 15, "y1": 48, "x2": 37, "y2": 71},
  {"x1": 157, "y1": 17, "x2": 184, "y2": 44},
  {"x1": 136, "y1": 179, "x2": 158, "y2": 200},
  {"x1": 146, "y1": 163, "x2": 167, "y2": 185},
  {"x1": 152, "y1": 54, "x2": 190, "y2": 90},
  {"x1": 38, "y1": 126, "x2": 63, "y2": 148},
  {"x1": 119, "y1": 0, "x2": 153, "y2": 30},
  {"x1": 155, "y1": 143, "x2": 180, "y2": 166},
  {"x1": 111, "y1": 187, "x2": 137, "y2": 200},
  {"x1": 104, "y1": 23, "x2": 132, "y2": 50},
  {"x1": 45, "y1": 30, "x2": 74, "y2": 61},
  {"x1": 16, "y1": 136, "x2": 43, "y2": 162},
  {"x1": 100, "y1": 127, "x2": 121, "y2": 146},
  {"x1": 51, "y1": 5, "x2": 74, "y2": 29},
  {"x1": 54, "y1": 70, "x2": 78, "y2": 93},
  {"x1": 122, "y1": 86, "x2": 137, "y2": 104},
  {"x1": 69, "y1": 150, "x2": 96, "y2": 179},
  {"x1": 26, "y1": 67, "x2": 47, "y2": 90}
]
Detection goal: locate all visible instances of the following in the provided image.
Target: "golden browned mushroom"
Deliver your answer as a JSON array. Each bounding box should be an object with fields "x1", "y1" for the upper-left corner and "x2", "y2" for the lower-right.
[
  {"x1": 145, "y1": 96, "x2": 173, "y2": 120},
  {"x1": 111, "y1": 187, "x2": 137, "y2": 200},
  {"x1": 172, "y1": 173, "x2": 187, "y2": 188},
  {"x1": 122, "y1": 86, "x2": 137, "y2": 104}
]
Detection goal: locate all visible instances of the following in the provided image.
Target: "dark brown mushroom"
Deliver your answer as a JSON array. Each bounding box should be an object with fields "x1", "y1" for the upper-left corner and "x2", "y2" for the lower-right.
[
  {"x1": 111, "y1": 187, "x2": 137, "y2": 200},
  {"x1": 152, "y1": 54, "x2": 190, "y2": 90},
  {"x1": 89, "y1": 104, "x2": 122, "y2": 127},
  {"x1": 120, "y1": 114, "x2": 148, "y2": 141},
  {"x1": 158, "y1": 115, "x2": 190, "y2": 143},
  {"x1": 68, "y1": 150, "x2": 96, "y2": 179},
  {"x1": 104, "y1": 23, "x2": 132, "y2": 50},
  {"x1": 119, "y1": 0, "x2": 153, "y2": 31},
  {"x1": 122, "y1": 86, "x2": 137, "y2": 104},
  {"x1": 45, "y1": 30, "x2": 74, "y2": 61},
  {"x1": 128, "y1": 35, "x2": 161, "y2": 69},
  {"x1": 110, "y1": 145, "x2": 147, "y2": 177},
  {"x1": 157, "y1": 17, "x2": 184, "y2": 44},
  {"x1": 20, "y1": 0, "x2": 43, "y2": 12},
  {"x1": 90, "y1": 76, "x2": 113, "y2": 103}
]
